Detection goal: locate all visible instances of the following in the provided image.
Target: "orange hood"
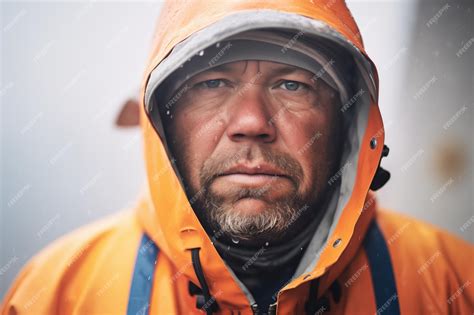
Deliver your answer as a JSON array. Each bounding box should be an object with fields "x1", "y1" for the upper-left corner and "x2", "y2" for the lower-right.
[{"x1": 137, "y1": 0, "x2": 385, "y2": 309}]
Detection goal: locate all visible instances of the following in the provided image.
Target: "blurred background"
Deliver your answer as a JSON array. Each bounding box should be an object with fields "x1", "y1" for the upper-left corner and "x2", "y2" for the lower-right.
[{"x1": 1, "y1": 0, "x2": 473, "y2": 299}]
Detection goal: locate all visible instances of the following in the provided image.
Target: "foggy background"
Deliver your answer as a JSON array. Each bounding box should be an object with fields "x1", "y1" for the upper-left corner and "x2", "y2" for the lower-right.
[{"x1": 1, "y1": 0, "x2": 473, "y2": 299}]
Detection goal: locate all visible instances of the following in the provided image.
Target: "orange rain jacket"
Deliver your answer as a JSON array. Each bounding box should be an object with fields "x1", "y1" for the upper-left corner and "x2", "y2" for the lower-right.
[{"x1": 2, "y1": 0, "x2": 474, "y2": 314}]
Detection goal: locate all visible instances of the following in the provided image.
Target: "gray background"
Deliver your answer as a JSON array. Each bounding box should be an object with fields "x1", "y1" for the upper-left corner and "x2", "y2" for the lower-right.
[{"x1": 1, "y1": 0, "x2": 473, "y2": 299}]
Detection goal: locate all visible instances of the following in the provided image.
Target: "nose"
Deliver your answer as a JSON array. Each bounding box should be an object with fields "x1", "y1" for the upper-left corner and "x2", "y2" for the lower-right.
[{"x1": 225, "y1": 84, "x2": 276, "y2": 143}]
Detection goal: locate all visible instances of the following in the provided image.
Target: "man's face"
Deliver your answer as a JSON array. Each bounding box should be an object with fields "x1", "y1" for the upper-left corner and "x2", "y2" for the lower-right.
[{"x1": 162, "y1": 60, "x2": 343, "y2": 244}]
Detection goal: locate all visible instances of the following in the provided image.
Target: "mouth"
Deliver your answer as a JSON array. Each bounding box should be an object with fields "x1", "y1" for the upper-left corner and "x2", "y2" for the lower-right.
[
  {"x1": 215, "y1": 164, "x2": 291, "y2": 186},
  {"x1": 217, "y1": 173, "x2": 285, "y2": 186}
]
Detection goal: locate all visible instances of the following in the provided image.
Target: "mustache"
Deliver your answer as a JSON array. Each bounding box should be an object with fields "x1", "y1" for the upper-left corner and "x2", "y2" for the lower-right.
[{"x1": 199, "y1": 146, "x2": 304, "y2": 190}]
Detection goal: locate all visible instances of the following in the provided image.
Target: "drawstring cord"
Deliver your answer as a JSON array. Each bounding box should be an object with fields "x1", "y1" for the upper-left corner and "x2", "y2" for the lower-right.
[
  {"x1": 329, "y1": 281, "x2": 341, "y2": 304},
  {"x1": 191, "y1": 248, "x2": 219, "y2": 314},
  {"x1": 305, "y1": 279, "x2": 320, "y2": 314},
  {"x1": 305, "y1": 279, "x2": 341, "y2": 314},
  {"x1": 190, "y1": 247, "x2": 342, "y2": 314}
]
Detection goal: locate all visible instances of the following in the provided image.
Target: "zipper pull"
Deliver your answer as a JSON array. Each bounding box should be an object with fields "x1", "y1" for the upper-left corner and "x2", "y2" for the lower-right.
[
  {"x1": 251, "y1": 303, "x2": 259, "y2": 315},
  {"x1": 268, "y1": 302, "x2": 277, "y2": 315}
]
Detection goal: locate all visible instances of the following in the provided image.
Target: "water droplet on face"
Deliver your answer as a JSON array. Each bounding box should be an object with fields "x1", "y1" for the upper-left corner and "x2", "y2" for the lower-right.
[
  {"x1": 198, "y1": 50, "x2": 205, "y2": 56},
  {"x1": 216, "y1": 42, "x2": 221, "y2": 48},
  {"x1": 231, "y1": 238, "x2": 239, "y2": 244}
]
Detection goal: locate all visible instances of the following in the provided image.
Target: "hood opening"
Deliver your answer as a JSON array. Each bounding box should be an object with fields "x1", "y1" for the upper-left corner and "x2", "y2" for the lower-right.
[{"x1": 142, "y1": 8, "x2": 378, "y2": 309}]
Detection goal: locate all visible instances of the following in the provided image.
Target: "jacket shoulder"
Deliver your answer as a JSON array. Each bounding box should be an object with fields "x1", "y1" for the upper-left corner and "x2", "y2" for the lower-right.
[
  {"x1": 1, "y1": 210, "x2": 142, "y2": 314},
  {"x1": 375, "y1": 209, "x2": 474, "y2": 313},
  {"x1": 376, "y1": 209, "x2": 472, "y2": 251}
]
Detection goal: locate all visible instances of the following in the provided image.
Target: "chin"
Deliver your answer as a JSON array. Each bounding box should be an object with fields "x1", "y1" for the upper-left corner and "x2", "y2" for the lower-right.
[{"x1": 230, "y1": 198, "x2": 272, "y2": 215}]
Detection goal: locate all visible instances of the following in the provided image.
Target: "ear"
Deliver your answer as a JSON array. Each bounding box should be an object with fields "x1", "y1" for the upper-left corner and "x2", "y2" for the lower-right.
[{"x1": 115, "y1": 98, "x2": 140, "y2": 127}]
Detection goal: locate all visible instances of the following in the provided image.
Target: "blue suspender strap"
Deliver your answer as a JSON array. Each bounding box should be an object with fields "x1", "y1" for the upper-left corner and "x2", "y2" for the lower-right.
[
  {"x1": 127, "y1": 234, "x2": 160, "y2": 315},
  {"x1": 363, "y1": 220, "x2": 401, "y2": 315}
]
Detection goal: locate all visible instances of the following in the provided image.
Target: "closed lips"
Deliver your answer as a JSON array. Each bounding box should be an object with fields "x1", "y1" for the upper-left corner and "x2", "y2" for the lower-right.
[{"x1": 219, "y1": 164, "x2": 287, "y2": 177}]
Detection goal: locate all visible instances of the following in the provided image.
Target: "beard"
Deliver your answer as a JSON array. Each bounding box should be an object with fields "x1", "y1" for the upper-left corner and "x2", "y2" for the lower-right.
[
  {"x1": 187, "y1": 145, "x2": 319, "y2": 244},
  {"x1": 200, "y1": 189, "x2": 310, "y2": 243}
]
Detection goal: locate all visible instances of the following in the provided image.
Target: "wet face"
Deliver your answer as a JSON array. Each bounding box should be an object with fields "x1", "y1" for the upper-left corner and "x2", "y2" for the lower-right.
[{"x1": 161, "y1": 60, "x2": 343, "y2": 245}]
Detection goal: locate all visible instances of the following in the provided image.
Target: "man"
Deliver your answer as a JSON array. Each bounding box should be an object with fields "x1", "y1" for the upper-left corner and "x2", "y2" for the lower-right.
[{"x1": 2, "y1": 1, "x2": 473, "y2": 314}]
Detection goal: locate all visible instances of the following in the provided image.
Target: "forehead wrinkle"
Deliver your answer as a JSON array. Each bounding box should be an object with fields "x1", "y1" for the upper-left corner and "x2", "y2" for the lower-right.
[{"x1": 241, "y1": 60, "x2": 248, "y2": 75}]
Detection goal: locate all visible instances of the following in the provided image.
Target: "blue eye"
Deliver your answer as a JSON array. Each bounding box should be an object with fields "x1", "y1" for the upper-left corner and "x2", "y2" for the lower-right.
[
  {"x1": 280, "y1": 80, "x2": 303, "y2": 91},
  {"x1": 201, "y1": 79, "x2": 224, "y2": 88}
]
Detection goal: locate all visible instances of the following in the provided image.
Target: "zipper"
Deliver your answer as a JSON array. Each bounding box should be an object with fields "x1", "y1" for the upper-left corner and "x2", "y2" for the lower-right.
[
  {"x1": 251, "y1": 302, "x2": 278, "y2": 315},
  {"x1": 251, "y1": 303, "x2": 259, "y2": 315},
  {"x1": 268, "y1": 302, "x2": 277, "y2": 315}
]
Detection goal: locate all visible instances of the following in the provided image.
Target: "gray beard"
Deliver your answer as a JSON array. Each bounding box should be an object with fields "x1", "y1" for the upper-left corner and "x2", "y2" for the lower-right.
[
  {"x1": 199, "y1": 187, "x2": 312, "y2": 243},
  {"x1": 179, "y1": 145, "x2": 318, "y2": 243}
]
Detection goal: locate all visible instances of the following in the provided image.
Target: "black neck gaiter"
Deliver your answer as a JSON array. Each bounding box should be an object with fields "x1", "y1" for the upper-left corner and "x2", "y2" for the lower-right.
[{"x1": 212, "y1": 191, "x2": 332, "y2": 312}]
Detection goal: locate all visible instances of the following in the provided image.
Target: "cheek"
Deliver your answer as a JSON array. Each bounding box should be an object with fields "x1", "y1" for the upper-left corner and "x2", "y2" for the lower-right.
[
  {"x1": 169, "y1": 109, "x2": 225, "y2": 189},
  {"x1": 279, "y1": 110, "x2": 336, "y2": 188}
]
